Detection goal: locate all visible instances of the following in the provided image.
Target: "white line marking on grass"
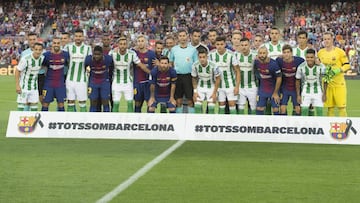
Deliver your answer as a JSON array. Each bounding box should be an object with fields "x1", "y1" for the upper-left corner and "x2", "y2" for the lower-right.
[{"x1": 96, "y1": 140, "x2": 185, "y2": 203}]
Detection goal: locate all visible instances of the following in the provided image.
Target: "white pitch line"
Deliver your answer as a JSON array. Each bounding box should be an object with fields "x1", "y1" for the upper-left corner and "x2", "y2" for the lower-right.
[{"x1": 96, "y1": 140, "x2": 185, "y2": 203}]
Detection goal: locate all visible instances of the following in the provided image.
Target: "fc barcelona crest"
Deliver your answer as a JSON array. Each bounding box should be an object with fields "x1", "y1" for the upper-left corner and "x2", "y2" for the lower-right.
[
  {"x1": 330, "y1": 119, "x2": 357, "y2": 140},
  {"x1": 18, "y1": 113, "x2": 44, "y2": 134}
]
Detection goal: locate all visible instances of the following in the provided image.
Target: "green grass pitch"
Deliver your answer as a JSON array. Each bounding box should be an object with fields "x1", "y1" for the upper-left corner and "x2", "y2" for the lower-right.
[{"x1": 1, "y1": 75, "x2": 360, "y2": 202}]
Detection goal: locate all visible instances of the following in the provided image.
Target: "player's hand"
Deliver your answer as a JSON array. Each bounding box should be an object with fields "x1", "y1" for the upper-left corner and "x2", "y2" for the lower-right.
[
  {"x1": 272, "y1": 93, "x2": 280, "y2": 105},
  {"x1": 210, "y1": 93, "x2": 217, "y2": 103},
  {"x1": 193, "y1": 92, "x2": 199, "y2": 102},
  {"x1": 16, "y1": 85, "x2": 21, "y2": 94},
  {"x1": 322, "y1": 93, "x2": 327, "y2": 102},
  {"x1": 234, "y1": 88, "x2": 239, "y2": 95},
  {"x1": 296, "y1": 95, "x2": 302, "y2": 105},
  {"x1": 169, "y1": 97, "x2": 176, "y2": 106},
  {"x1": 148, "y1": 97, "x2": 155, "y2": 107},
  {"x1": 86, "y1": 66, "x2": 91, "y2": 73},
  {"x1": 152, "y1": 59, "x2": 160, "y2": 67}
]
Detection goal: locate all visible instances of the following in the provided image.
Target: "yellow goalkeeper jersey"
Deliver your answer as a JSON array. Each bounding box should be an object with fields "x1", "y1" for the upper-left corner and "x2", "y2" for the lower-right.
[{"x1": 318, "y1": 47, "x2": 350, "y2": 88}]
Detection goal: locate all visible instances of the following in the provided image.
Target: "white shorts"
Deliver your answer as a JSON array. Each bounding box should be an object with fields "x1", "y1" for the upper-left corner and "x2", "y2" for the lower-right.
[
  {"x1": 237, "y1": 87, "x2": 258, "y2": 109},
  {"x1": 196, "y1": 87, "x2": 216, "y2": 103},
  {"x1": 112, "y1": 82, "x2": 133, "y2": 101},
  {"x1": 218, "y1": 87, "x2": 238, "y2": 102},
  {"x1": 66, "y1": 80, "x2": 87, "y2": 101},
  {"x1": 301, "y1": 92, "x2": 323, "y2": 107},
  {"x1": 17, "y1": 90, "x2": 39, "y2": 104}
]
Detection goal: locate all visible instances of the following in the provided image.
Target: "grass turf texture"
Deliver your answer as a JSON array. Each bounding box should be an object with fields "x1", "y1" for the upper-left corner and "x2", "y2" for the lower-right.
[{"x1": 1, "y1": 75, "x2": 360, "y2": 202}]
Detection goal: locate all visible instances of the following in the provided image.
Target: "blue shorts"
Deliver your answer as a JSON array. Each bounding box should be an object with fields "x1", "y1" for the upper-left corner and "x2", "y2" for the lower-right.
[
  {"x1": 43, "y1": 86, "x2": 66, "y2": 103},
  {"x1": 134, "y1": 82, "x2": 150, "y2": 102},
  {"x1": 88, "y1": 82, "x2": 110, "y2": 100},
  {"x1": 257, "y1": 93, "x2": 279, "y2": 108},
  {"x1": 280, "y1": 90, "x2": 299, "y2": 106},
  {"x1": 151, "y1": 97, "x2": 176, "y2": 109}
]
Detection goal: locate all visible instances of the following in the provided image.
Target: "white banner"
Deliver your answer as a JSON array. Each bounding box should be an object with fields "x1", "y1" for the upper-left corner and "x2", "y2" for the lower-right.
[
  {"x1": 6, "y1": 112, "x2": 185, "y2": 140},
  {"x1": 6, "y1": 111, "x2": 360, "y2": 145}
]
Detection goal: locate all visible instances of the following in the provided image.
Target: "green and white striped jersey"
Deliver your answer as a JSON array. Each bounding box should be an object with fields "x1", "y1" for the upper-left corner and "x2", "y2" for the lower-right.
[
  {"x1": 235, "y1": 52, "x2": 258, "y2": 88},
  {"x1": 65, "y1": 43, "x2": 92, "y2": 82},
  {"x1": 293, "y1": 46, "x2": 308, "y2": 60},
  {"x1": 264, "y1": 41, "x2": 284, "y2": 59},
  {"x1": 17, "y1": 53, "x2": 44, "y2": 91},
  {"x1": 109, "y1": 49, "x2": 140, "y2": 84},
  {"x1": 191, "y1": 61, "x2": 220, "y2": 89},
  {"x1": 209, "y1": 50, "x2": 238, "y2": 89},
  {"x1": 295, "y1": 62, "x2": 325, "y2": 94},
  {"x1": 293, "y1": 46, "x2": 317, "y2": 60}
]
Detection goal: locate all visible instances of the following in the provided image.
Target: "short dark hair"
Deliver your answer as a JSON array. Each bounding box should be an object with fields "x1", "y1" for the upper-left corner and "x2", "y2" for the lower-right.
[
  {"x1": 159, "y1": 55, "x2": 169, "y2": 62},
  {"x1": 215, "y1": 36, "x2": 226, "y2": 42},
  {"x1": 93, "y1": 45, "x2": 103, "y2": 53},
  {"x1": 198, "y1": 48, "x2": 208, "y2": 55},
  {"x1": 208, "y1": 28, "x2": 217, "y2": 34},
  {"x1": 28, "y1": 32, "x2": 37, "y2": 37},
  {"x1": 282, "y1": 44, "x2": 293, "y2": 52},
  {"x1": 33, "y1": 42, "x2": 44, "y2": 48},
  {"x1": 306, "y1": 48, "x2": 316, "y2": 55},
  {"x1": 191, "y1": 28, "x2": 201, "y2": 34},
  {"x1": 62, "y1": 32, "x2": 70, "y2": 36},
  {"x1": 155, "y1": 40, "x2": 164, "y2": 46},
  {"x1": 74, "y1": 29, "x2": 83, "y2": 34},
  {"x1": 240, "y1": 37, "x2": 250, "y2": 42},
  {"x1": 297, "y1": 30, "x2": 308, "y2": 38}
]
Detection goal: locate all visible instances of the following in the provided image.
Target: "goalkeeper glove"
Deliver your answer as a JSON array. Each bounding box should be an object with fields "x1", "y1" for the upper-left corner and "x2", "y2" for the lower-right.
[{"x1": 331, "y1": 68, "x2": 341, "y2": 75}]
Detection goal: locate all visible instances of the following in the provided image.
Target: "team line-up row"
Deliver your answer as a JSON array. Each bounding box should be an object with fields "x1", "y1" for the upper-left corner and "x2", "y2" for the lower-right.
[{"x1": 15, "y1": 27, "x2": 350, "y2": 116}]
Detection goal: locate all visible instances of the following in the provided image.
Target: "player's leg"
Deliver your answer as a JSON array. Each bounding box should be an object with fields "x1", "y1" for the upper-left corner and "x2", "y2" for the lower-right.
[
  {"x1": 325, "y1": 87, "x2": 335, "y2": 116},
  {"x1": 77, "y1": 82, "x2": 88, "y2": 112},
  {"x1": 55, "y1": 87, "x2": 66, "y2": 111},
  {"x1": 66, "y1": 81, "x2": 76, "y2": 112},
  {"x1": 313, "y1": 93, "x2": 324, "y2": 116},
  {"x1": 134, "y1": 83, "x2": 144, "y2": 113},
  {"x1": 17, "y1": 92, "x2": 27, "y2": 111},
  {"x1": 29, "y1": 90, "x2": 39, "y2": 111},
  {"x1": 218, "y1": 89, "x2": 227, "y2": 114},
  {"x1": 280, "y1": 92, "x2": 289, "y2": 115},
  {"x1": 183, "y1": 74, "x2": 194, "y2": 113},
  {"x1": 237, "y1": 89, "x2": 246, "y2": 114},
  {"x1": 175, "y1": 75, "x2": 184, "y2": 113},
  {"x1": 112, "y1": 85, "x2": 121, "y2": 112},
  {"x1": 148, "y1": 100, "x2": 157, "y2": 113},
  {"x1": 248, "y1": 87, "x2": 258, "y2": 115},
  {"x1": 271, "y1": 97, "x2": 280, "y2": 115},
  {"x1": 291, "y1": 91, "x2": 301, "y2": 116},
  {"x1": 100, "y1": 82, "x2": 111, "y2": 112},
  {"x1": 124, "y1": 83, "x2": 134, "y2": 112},
  {"x1": 300, "y1": 93, "x2": 310, "y2": 116},
  {"x1": 194, "y1": 89, "x2": 205, "y2": 113},
  {"x1": 256, "y1": 95, "x2": 267, "y2": 115},
  {"x1": 265, "y1": 99, "x2": 272, "y2": 115},
  {"x1": 166, "y1": 100, "x2": 176, "y2": 113},
  {"x1": 334, "y1": 87, "x2": 347, "y2": 117},
  {"x1": 308, "y1": 104, "x2": 315, "y2": 116},
  {"x1": 88, "y1": 84, "x2": 99, "y2": 112},
  {"x1": 37, "y1": 73, "x2": 45, "y2": 106},
  {"x1": 41, "y1": 87, "x2": 52, "y2": 111},
  {"x1": 227, "y1": 88, "x2": 238, "y2": 114}
]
